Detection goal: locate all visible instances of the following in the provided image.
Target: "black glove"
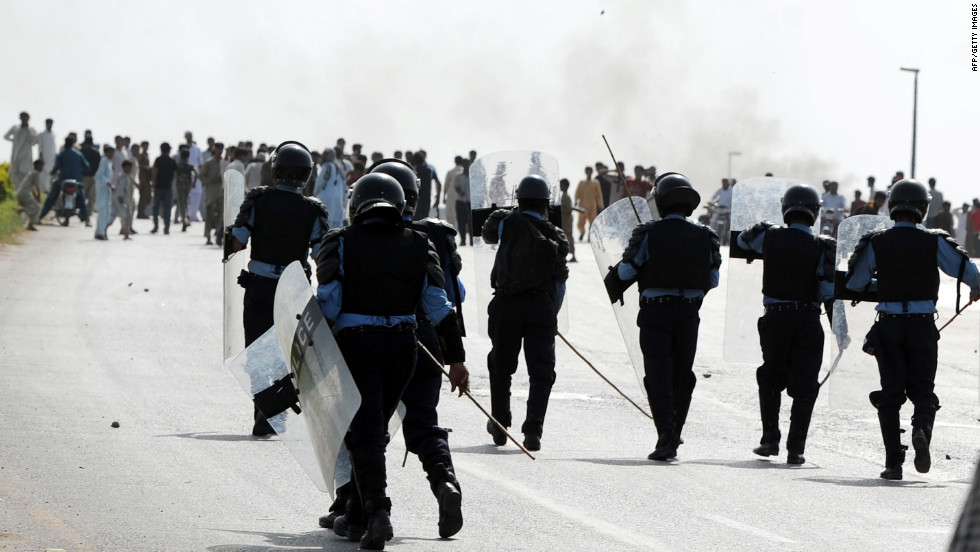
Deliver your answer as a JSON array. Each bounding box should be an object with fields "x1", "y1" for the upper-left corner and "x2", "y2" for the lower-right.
[
  {"x1": 604, "y1": 262, "x2": 633, "y2": 306},
  {"x1": 253, "y1": 374, "x2": 301, "y2": 418}
]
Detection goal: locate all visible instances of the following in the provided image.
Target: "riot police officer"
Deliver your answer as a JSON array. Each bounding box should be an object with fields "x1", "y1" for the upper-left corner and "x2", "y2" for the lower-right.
[
  {"x1": 229, "y1": 141, "x2": 328, "y2": 436},
  {"x1": 735, "y1": 184, "x2": 839, "y2": 465},
  {"x1": 605, "y1": 173, "x2": 722, "y2": 461},
  {"x1": 844, "y1": 179, "x2": 980, "y2": 480},
  {"x1": 315, "y1": 173, "x2": 468, "y2": 550},
  {"x1": 482, "y1": 175, "x2": 569, "y2": 452}
]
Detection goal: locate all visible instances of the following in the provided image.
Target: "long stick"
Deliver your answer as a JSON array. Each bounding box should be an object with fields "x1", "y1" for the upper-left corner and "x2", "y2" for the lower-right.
[
  {"x1": 556, "y1": 331, "x2": 652, "y2": 420},
  {"x1": 818, "y1": 348, "x2": 846, "y2": 388},
  {"x1": 938, "y1": 300, "x2": 975, "y2": 333},
  {"x1": 602, "y1": 135, "x2": 643, "y2": 223},
  {"x1": 418, "y1": 343, "x2": 536, "y2": 460}
]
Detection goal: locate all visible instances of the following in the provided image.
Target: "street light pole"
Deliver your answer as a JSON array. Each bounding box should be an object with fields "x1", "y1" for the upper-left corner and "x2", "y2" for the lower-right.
[
  {"x1": 727, "y1": 151, "x2": 741, "y2": 180},
  {"x1": 900, "y1": 67, "x2": 919, "y2": 178}
]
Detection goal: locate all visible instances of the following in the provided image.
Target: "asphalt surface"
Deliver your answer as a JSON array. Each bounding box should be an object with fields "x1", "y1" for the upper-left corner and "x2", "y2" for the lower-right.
[{"x1": 1, "y1": 215, "x2": 979, "y2": 552}]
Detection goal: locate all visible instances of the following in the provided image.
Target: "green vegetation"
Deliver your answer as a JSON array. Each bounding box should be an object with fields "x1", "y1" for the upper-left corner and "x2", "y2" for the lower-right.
[{"x1": 0, "y1": 162, "x2": 24, "y2": 244}]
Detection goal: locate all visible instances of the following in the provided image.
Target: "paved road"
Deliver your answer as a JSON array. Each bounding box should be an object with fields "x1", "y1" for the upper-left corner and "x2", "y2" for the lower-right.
[{"x1": 1, "y1": 217, "x2": 978, "y2": 551}]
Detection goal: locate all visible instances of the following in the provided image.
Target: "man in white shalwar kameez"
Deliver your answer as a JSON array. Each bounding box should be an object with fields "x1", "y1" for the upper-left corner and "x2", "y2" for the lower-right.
[
  {"x1": 113, "y1": 160, "x2": 136, "y2": 239},
  {"x1": 37, "y1": 118, "x2": 56, "y2": 193},
  {"x1": 4, "y1": 112, "x2": 37, "y2": 191},
  {"x1": 94, "y1": 145, "x2": 116, "y2": 240},
  {"x1": 184, "y1": 132, "x2": 204, "y2": 222},
  {"x1": 313, "y1": 149, "x2": 347, "y2": 228}
]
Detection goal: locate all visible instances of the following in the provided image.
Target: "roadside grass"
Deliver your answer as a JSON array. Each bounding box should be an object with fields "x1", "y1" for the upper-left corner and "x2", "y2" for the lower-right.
[{"x1": 0, "y1": 162, "x2": 24, "y2": 244}]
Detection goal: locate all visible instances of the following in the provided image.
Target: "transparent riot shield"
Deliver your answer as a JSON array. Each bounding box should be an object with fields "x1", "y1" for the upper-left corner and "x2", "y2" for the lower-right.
[
  {"x1": 225, "y1": 328, "x2": 329, "y2": 490},
  {"x1": 469, "y1": 151, "x2": 568, "y2": 337},
  {"x1": 272, "y1": 262, "x2": 362, "y2": 497},
  {"x1": 589, "y1": 197, "x2": 654, "y2": 395},
  {"x1": 828, "y1": 215, "x2": 892, "y2": 409},
  {"x1": 723, "y1": 177, "x2": 809, "y2": 364},
  {"x1": 223, "y1": 170, "x2": 247, "y2": 361}
]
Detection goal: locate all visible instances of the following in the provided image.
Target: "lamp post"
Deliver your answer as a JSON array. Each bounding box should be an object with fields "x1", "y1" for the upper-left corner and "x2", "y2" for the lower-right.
[
  {"x1": 900, "y1": 66, "x2": 919, "y2": 178},
  {"x1": 727, "y1": 151, "x2": 741, "y2": 180}
]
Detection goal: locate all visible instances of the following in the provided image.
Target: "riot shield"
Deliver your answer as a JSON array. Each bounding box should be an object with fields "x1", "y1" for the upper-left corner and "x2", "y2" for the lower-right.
[
  {"x1": 724, "y1": 177, "x2": 819, "y2": 364},
  {"x1": 828, "y1": 215, "x2": 893, "y2": 409},
  {"x1": 223, "y1": 170, "x2": 247, "y2": 361},
  {"x1": 469, "y1": 151, "x2": 568, "y2": 337},
  {"x1": 589, "y1": 196, "x2": 655, "y2": 394},
  {"x1": 225, "y1": 328, "x2": 329, "y2": 490},
  {"x1": 272, "y1": 262, "x2": 362, "y2": 496}
]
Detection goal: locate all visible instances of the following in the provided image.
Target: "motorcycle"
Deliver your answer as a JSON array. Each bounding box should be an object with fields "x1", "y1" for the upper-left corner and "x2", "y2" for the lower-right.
[{"x1": 54, "y1": 179, "x2": 81, "y2": 226}]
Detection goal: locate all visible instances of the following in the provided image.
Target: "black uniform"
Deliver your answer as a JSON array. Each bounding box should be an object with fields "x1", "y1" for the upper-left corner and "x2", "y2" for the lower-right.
[
  {"x1": 402, "y1": 218, "x2": 463, "y2": 493},
  {"x1": 482, "y1": 209, "x2": 569, "y2": 442},
  {"x1": 230, "y1": 185, "x2": 327, "y2": 433},
  {"x1": 738, "y1": 222, "x2": 837, "y2": 461},
  {"x1": 316, "y1": 220, "x2": 466, "y2": 542},
  {"x1": 613, "y1": 215, "x2": 721, "y2": 459},
  {"x1": 845, "y1": 223, "x2": 980, "y2": 475}
]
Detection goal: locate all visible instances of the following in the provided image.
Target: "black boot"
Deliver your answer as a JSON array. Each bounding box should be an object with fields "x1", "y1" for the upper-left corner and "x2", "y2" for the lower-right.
[
  {"x1": 647, "y1": 413, "x2": 677, "y2": 461},
  {"x1": 433, "y1": 467, "x2": 463, "y2": 538},
  {"x1": 488, "y1": 360, "x2": 511, "y2": 446},
  {"x1": 673, "y1": 392, "x2": 693, "y2": 451},
  {"x1": 319, "y1": 482, "x2": 351, "y2": 529},
  {"x1": 332, "y1": 492, "x2": 365, "y2": 541},
  {"x1": 361, "y1": 498, "x2": 394, "y2": 550},
  {"x1": 911, "y1": 405, "x2": 937, "y2": 474},
  {"x1": 486, "y1": 420, "x2": 507, "y2": 447},
  {"x1": 753, "y1": 389, "x2": 781, "y2": 457},
  {"x1": 251, "y1": 403, "x2": 275, "y2": 437},
  {"x1": 880, "y1": 447, "x2": 907, "y2": 480},
  {"x1": 786, "y1": 396, "x2": 816, "y2": 465}
]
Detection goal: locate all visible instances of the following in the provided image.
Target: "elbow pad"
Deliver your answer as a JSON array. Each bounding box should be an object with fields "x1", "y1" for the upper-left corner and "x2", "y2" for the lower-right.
[{"x1": 435, "y1": 311, "x2": 466, "y2": 364}]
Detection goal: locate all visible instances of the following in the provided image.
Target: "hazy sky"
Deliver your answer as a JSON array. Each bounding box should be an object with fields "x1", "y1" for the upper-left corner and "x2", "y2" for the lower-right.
[{"x1": 2, "y1": 0, "x2": 977, "y2": 203}]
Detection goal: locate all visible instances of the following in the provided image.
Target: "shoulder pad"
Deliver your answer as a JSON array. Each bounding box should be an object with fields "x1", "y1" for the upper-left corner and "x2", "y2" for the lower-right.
[
  {"x1": 931, "y1": 228, "x2": 971, "y2": 259},
  {"x1": 302, "y1": 194, "x2": 331, "y2": 221},
  {"x1": 622, "y1": 221, "x2": 656, "y2": 263},
  {"x1": 315, "y1": 228, "x2": 345, "y2": 284},
  {"x1": 847, "y1": 229, "x2": 885, "y2": 270},
  {"x1": 816, "y1": 234, "x2": 837, "y2": 251},
  {"x1": 420, "y1": 218, "x2": 459, "y2": 237},
  {"x1": 243, "y1": 186, "x2": 273, "y2": 200},
  {"x1": 741, "y1": 220, "x2": 777, "y2": 244}
]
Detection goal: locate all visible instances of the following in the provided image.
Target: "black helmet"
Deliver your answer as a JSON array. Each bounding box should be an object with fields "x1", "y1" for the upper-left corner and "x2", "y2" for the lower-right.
[
  {"x1": 887, "y1": 179, "x2": 930, "y2": 222},
  {"x1": 781, "y1": 184, "x2": 821, "y2": 225},
  {"x1": 348, "y1": 173, "x2": 406, "y2": 224},
  {"x1": 654, "y1": 172, "x2": 700, "y2": 216},
  {"x1": 516, "y1": 175, "x2": 551, "y2": 200},
  {"x1": 271, "y1": 141, "x2": 313, "y2": 187},
  {"x1": 368, "y1": 158, "x2": 419, "y2": 216}
]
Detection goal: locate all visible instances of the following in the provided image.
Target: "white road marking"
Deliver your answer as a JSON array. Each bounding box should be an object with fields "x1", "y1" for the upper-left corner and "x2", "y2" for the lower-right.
[
  {"x1": 702, "y1": 514, "x2": 797, "y2": 544},
  {"x1": 457, "y1": 459, "x2": 671, "y2": 551}
]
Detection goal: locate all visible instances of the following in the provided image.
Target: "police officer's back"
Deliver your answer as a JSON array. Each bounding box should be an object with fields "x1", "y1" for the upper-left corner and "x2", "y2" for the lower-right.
[
  {"x1": 736, "y1": 184, "x2": 838, "y2": 465},
  {"x1": 229, "y1": 141, "x2": 327, "y2": 436},
  {"x1": 482, "y1": 175, "x2": 569, "y2": 452},
  {"x1": 844, "y1": 179, "x2": 980, "y2": 480},
  {"x1": 314, "y1": 173, "x2": 467, "y2": 550},
  {"x1": 606, "y1": 173, "x2": 721, "y2": 461}
]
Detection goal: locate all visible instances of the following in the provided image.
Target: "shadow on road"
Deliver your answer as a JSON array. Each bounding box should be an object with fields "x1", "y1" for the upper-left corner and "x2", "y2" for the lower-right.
[
  {"x1": 158, "y1": 432, "x2": 276, "y2": 442},
  {"x1": 685, "y1": 458, "x2": 821, "y2": 471},
  {"x1": 450, "y1": 444, "x2": 528, "y2": 455},
  {"x1": 573, "y1": 458, "x2": 667, "y2": 467},
  {"x1": 207, "y1": 528, "x2": 347, "y2": 552},
  {"x1": 800, "y1": 476, "x2": 947, "y2": 488},
  {"x1": 207, "y1": 529, "x2": 452, "y2": 551}
]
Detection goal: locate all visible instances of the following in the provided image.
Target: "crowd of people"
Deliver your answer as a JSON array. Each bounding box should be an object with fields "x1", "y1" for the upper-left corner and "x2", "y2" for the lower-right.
[
  {"x1": 3, "y1": 111, "x2": 484, "y2": 246},
  {"x1": 10, "y1": 110, "x2": 976, "y2": 257}
]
